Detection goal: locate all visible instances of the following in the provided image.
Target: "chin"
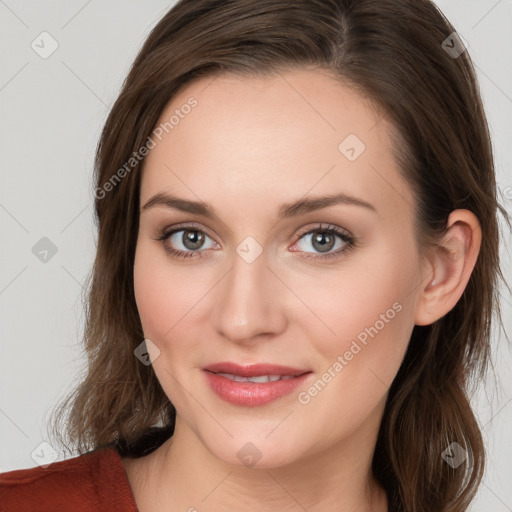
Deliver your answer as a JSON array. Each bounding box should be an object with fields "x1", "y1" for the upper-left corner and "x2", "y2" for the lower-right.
[{"x1": 201, "y1": 433, "x2": 309, "y2": 470}]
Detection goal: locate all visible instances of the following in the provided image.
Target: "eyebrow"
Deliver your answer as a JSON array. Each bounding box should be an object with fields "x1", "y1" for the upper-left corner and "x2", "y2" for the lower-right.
[{"x1": 141, "y1": 192, "x2": 377, "y2": 221}]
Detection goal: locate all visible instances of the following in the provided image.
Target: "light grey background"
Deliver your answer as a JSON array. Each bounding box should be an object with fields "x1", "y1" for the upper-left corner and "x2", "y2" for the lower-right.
[{"x1": 0, "y1": 1, "x2": 510, "y2": 509}]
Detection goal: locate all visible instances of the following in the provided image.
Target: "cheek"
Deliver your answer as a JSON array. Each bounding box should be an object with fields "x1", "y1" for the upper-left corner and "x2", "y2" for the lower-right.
[
  {"x1": 292, "y1": 256, "x2": 418, "y2": 439},
  {"x1": 340, "y1": 251, "x2": 419, "y2": 380},
  {"x1": 133, "y1": 240, "x2": 189, "y2": 345},
  {"x1": 305, "y1": 242, "x2": 420, "y2": 384},
  {"x1": 134, "y1": 250, "x2": 168, "y2": 339},
  {"x1": 133, "y1": 239, "x2": 216, "y2": 376},
  {"x1": 133, "y1": 245, "x2": 197, "y2": 406},
  {"x1": 134, "y1": 237, "x2": 195, "y2": 333}
]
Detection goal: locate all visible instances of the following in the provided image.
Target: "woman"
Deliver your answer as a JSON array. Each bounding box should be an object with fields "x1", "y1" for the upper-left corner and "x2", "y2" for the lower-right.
[{"x1": 1, "y1": 0, "x2": 508, "y2": 510}]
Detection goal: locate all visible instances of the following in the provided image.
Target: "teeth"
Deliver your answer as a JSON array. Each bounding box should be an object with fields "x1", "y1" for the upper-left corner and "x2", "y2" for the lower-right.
[{"x1": 215, "y1": 373, "x2": 297, "y2": 383}]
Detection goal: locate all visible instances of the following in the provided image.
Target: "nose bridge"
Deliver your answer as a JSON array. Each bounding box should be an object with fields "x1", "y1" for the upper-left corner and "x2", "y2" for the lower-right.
[{"x1": 212, "y1": 244, "x2": 285, "y2": 342}]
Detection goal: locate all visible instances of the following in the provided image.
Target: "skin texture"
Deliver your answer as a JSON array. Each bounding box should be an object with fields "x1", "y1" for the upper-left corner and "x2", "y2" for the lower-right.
[{"x1": 124, "y1": 68, "x2": 481, "y2": 511}]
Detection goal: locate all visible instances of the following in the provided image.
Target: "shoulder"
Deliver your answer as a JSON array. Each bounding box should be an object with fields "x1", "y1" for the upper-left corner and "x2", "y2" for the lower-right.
[{"x1": 0, "y1": 447, "x2": 138, "y2": 512}]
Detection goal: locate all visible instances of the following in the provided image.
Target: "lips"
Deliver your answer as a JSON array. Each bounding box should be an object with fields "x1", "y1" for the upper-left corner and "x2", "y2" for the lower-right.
[
  {"x1": 202, "y1": 362, "x2": 310, "y2": 377},
  {"x1": 202, "y1": 362, "x2": 312, "y2": 406}
]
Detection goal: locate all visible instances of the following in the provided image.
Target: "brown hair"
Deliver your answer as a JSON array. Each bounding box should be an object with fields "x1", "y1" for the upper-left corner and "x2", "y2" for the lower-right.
[{"x1": 50, "y1": 1, "x2": 510, "y2": 510}]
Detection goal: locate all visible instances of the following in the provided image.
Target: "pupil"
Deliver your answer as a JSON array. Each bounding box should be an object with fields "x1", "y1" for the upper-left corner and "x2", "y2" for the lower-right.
[
  {"x1": 313, "y1": 231, "x2": 334, "y2": 253},
  {"x1": 184, "y1": 230, "x2": 204, "y2": 250}
]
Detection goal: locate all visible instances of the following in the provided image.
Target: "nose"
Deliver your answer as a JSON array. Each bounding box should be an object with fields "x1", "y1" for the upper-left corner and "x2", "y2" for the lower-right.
[{"x1": 211, "y1": 247, "x2": 288, "y2": 345}]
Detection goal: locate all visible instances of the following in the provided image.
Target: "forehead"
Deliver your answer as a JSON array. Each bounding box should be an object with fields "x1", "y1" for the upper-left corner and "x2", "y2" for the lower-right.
[
  {"x1": 161, "y1": 69, "x2": 387, "y2": 154},
  {"x1": 140, "y1": 68, "x2": 414, "y2": 224}
]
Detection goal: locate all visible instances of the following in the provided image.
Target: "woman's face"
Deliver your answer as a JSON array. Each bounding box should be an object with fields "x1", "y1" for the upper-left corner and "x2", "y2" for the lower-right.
[{"x1": 134, "y1": 69, "x2": 427, "y2": 468}]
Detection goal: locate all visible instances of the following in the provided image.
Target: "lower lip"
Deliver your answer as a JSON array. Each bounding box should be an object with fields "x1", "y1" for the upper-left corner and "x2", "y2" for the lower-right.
[{"x1": 203, "y1": 371, "x2": 312, "y2": 406}]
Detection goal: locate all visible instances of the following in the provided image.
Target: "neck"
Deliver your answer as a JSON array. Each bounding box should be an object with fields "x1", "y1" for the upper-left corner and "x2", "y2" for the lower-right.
[{"x1": 124, "y1": 410, "x2": 388, "y2": 512}]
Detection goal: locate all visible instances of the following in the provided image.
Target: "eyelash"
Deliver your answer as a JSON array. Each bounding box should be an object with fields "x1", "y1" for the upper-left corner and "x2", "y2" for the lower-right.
[{"x1": 154, "y1": 223, "x2": 356, "y2": 261}]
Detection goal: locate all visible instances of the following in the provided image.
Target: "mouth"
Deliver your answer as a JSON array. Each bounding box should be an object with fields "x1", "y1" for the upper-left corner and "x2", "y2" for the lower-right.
[
  {"x1": 202, "y1": 362, "x2": 312, "y2": 406},
  {"x1": 208, "y1": 372, "x2": 303, "y2": 383}
]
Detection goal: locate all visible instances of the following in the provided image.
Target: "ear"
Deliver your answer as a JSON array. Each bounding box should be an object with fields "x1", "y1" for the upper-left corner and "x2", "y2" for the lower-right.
[{"x1": 414, "y1": 209, "x2": 482, "y2": 326}]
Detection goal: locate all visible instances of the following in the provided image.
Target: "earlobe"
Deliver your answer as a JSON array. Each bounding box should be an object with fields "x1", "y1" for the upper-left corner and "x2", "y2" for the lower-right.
[{"x1": 414, "y1": 209, "x2": 481, "y2": 326}]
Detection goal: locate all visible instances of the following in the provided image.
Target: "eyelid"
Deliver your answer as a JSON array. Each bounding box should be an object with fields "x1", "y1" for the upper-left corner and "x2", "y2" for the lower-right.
[
  {"x1": 294, "y1": 222, "x2": 353, "y2": 240},
  {"x1": 161, "y1": 221, "x2": 218, "y2": 241}
]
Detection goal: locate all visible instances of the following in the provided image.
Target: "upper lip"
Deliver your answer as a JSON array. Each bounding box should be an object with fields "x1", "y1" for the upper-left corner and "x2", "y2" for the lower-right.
[{"x1": 203, "y1": 362, "x2": 311, "y2": 377}]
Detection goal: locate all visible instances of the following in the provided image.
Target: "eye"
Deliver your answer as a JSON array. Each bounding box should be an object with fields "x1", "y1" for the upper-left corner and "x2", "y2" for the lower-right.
[
  {"x1": 155, "y1": 222, "x2": 355, "y2": 261},
  {"x1": 155, "y1": 225, "x2": 219, "y2": 260},
  {"x1": 291, "y1": 223, "x2": 355, "y2": 260}
]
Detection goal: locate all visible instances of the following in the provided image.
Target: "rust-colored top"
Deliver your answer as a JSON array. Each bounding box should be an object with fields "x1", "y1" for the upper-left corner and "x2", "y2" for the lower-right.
[{"x1": 0, "y1": 447, "x2": 138, "y2": 511}]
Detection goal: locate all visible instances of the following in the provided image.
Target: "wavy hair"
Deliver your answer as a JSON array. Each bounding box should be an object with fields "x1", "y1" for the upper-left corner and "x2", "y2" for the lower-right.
[{"x1": 49, "y1": 1, "x2": 510, "y2": 510}]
